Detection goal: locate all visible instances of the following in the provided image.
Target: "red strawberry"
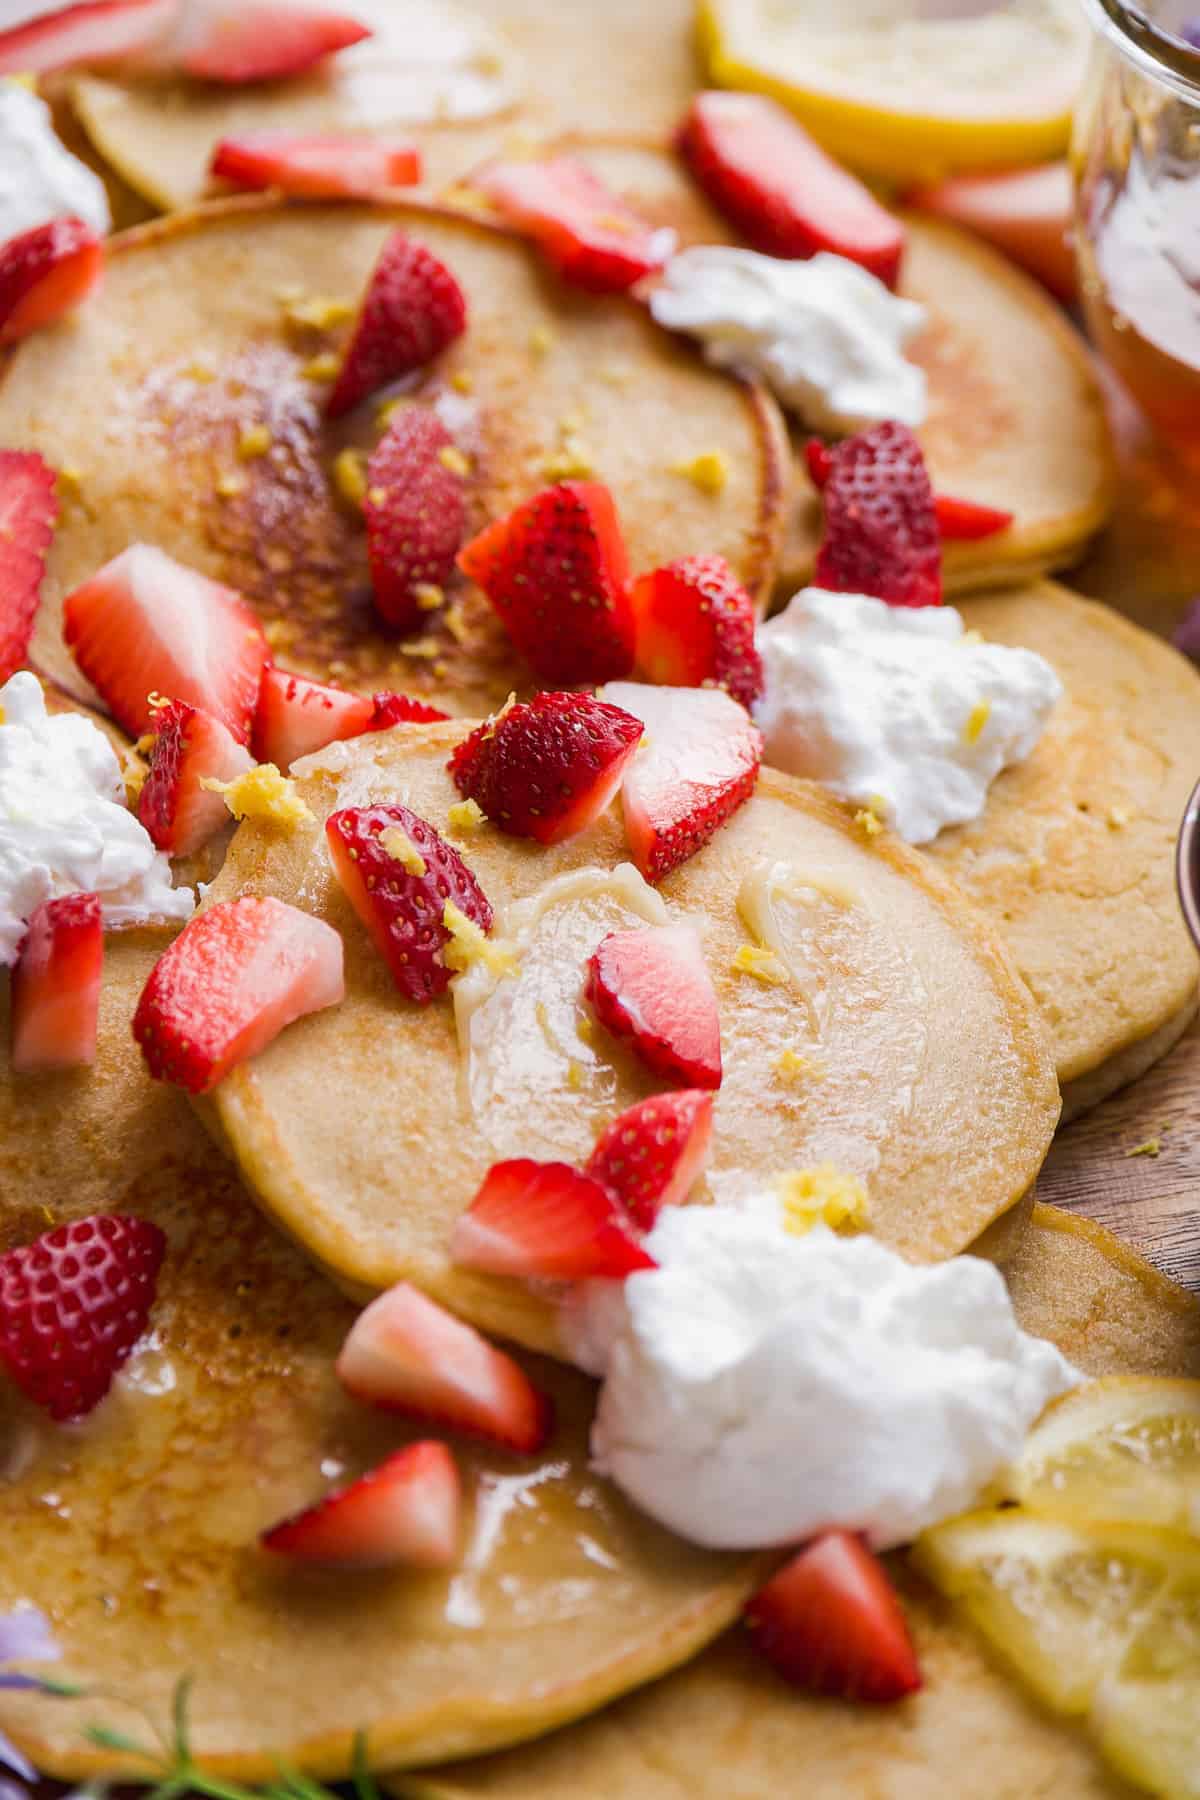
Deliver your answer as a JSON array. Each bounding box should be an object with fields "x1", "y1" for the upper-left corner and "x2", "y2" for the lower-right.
[
  {"x1": 365, "y1": 410, "x2": 467, "y2": 633},
  {"x1": 452, "y1": 1159, "x2": 655, "y2": 1281},
  {"x1": 165, "y1": 0, "x2": 370, "y2": 82},
  {"x1": 813, "y1": 421, "x2": 942, "y2": 609},
  {"x1": 804, "y1": 438, "x2": 834, "y2": 490},
  {"x1": 458, "y1": 482, "x2": 636, "y2": 686},
  {"x1": 337, "y1": 1281, "x2": 552, "y2": 1454},
  {"x1": 678, "y1": 91, "x2": 905, "y2": 285},
  {"x1": 0, "y1": 0, "x2": 175, "y2": 75},
  {"x1": 133, "y1": 895, "x2": 344, "y2": 1093},
  {"x1": 744, "y1": 1532, "x2": 922, "y2": 1704},
  {"x1": 907, "y1": 163, "x2": 1075, "y2": 304},
  {"x1": 10, "y1": 893, "x2": 103, "y2": 1074},
  {"x1": 0, "y1": 450, "x2": 58, "y2": 683},
  {"x1": 447, "y1": 691, "x2": 642, "y2": 846},
  {"x1": 0, "y1": 1213, "x2": 165, "y2": 1421},
  {"x1": 211, "y1": 132, "x2": 419, "y2": 198},
  {"x1": 326, "y1": 233, "x2": 467, "y2": 419},
  {"x1": 261, "y1": 1441, "x2": 460, "y2": 1570},
  {"x1": 605, "y1": 682, "x2": 762, "y2": 883},
  {"x1": 586, "y1": 1091, "x2": 713, "y2": 1232},
  {"x1": 325, "y1": 802, "x2": 493, "y2": 1003},
  {"x1": 62, "y1": 542, "x2": 270, "y2": 740},
  {"x1": 0, "y1": 217, "x2": 104, "y2": 348},
  {"x1": 472, "y1": 157, "x2": 671, "y2": 293},
  {"x1": 585, "y1": 924, "x2": 721, "y2": 1089},
  {"x1": 370, "y1": 691, "x2": 450, "y2": 728},
  {"x1": 253, "y1": 667, "x2": 374, "y2": 769},
  {"x1": 631, "y1": 555, "x2": 763, "y2": 709},
  {"x1": 138, "y1": 699, "x2": 253, "y2": 855},
  {"x1": 933, "y1": 493, "x2": 1015, "y2": 541}
]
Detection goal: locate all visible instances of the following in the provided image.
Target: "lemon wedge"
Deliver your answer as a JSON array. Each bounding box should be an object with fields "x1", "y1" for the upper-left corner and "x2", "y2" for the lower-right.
[{"x1": 1095, "y1": 1570, "x2": 1200, "y2": 1799}]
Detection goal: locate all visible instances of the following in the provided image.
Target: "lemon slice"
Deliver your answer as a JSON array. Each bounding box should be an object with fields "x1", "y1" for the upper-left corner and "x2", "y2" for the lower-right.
[
  {"x1": 697, "y1": 0, "x2": 1091, "y2": 186},
  {"x1": 1095, "y1": 1570, "x2": 1200, "y2": 1799}
]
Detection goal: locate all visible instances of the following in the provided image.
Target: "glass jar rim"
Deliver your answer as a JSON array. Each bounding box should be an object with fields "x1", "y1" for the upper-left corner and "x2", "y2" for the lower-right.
[{"x1": 1083, "y1": 0, "x2": 1200, "y2": 98}]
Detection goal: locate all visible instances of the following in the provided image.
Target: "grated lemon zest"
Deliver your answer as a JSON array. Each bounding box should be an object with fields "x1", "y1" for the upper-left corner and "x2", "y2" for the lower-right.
[
  {"x1": 301, "y1": 352, "x2": 340, "y2": 381},
  {"x1": 442, "y1": 901, "x2": 514, "y2": 976},
  {"x1": 415, "y1": 583, "x2": 444, "y2": 612},
  {"x1": 333, "y1": 447, "x2": 368, "y2": 508},
  {"x1": 237, "y1": 423, "x2": 271, "y2": 461},
  {"x1": 438, "y1": 444, "x2": 472, "y2": 477},
  {"x1": 776, "y1": 1165, "x2": 870, "y2": 1236},
  {"x1": 285, "y1": 294, "x2": 354, "y2": 330},
  {"x1": 671, "y1": 450, "x2": 728, "y2": 494},
  {"x1": 774, "y1": 1047, "x2": 823, "y2": 1084},
  {"x1": 202, "y1": 764, "x2": 313, "y2": 828},
  {"x1": 1126, "y1": 1137, "x2": 1162, "y2": 1160},
  {"x1": 732, "y1": 944, "x2": 788, "y2": 986},
  {"x1": 450, "y1": 370, "x2": 474, "y2": 394},
  {"x1": 963, "y1": 698, "x2": 991, "y2": 746},
  {"x1": 447, "y1": 798, "x2": 486, "y2": 834},
  {"x1": 379, "y1": 827, "x2": 426, "y2": 876},
  {"x1": 215, "y1": 470, "x2": 247, "y2": 498}
]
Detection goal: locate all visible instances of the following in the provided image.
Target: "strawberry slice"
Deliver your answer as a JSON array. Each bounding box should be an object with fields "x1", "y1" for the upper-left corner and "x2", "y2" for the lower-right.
[
  {"x1": 253, "y1": 667, "x2": 373, "y2": 769},
  {"x1": 0, "y1": 217, "x2": 104, "y2": 347},
  {"x1": 933, "y1": 493, "x2": 1015, "y2": 541},
  {"x1": 370, "y1": 691, "x2": 450, "y2": 728},
  {"x1": 10, "y1": 893, "x2": 103, "y2": 1075},
  {"x1": 452, "y1": 1159, "x2": 656, "y2": 1281},
  {"x1": 585, "y1": 924, "x2": 721, "y2": 1090},
  {"x1": 907, "y1": 163, "x2": 1076, "y2": 304},
  {"x1": 365, "y1": 410, "x2": 467, "y2": 633},
  {"x1": 0, "y1": 1213, "x2": 165, "y2": 1421},
  {"x1": 744, "y1": 1532, "x2": 922, "y2": 1704},
  {"x1": 165, "y1": 0, "x2": 370, "y2": 82},
  {"x1": 586, "y1": 1090, "x2": 714, "y2": 1232},
  {"x1": 337, "y1": 1281, "x2": 552, "y2": 1454},
  {"x1": 631, "y1": 554, "x2": 763, "y2": 710},
  {"x1": 326, "y1": 233, "x2": 467, "y2": 419},
  {"x1": 0, "y1": 0, "x2": 175, "y2": 75},
  {"x1": 813, "y1": 421, "x2": 942, "y2": 609},
  {"x1": 0, "y1": 450, "x2": 58, "y2": 684},
  {"x1": 804, "y1": 439, "x2": 834, "y2": 490},
  {"x1": 472, "y1": 157, "x2": 672, "y2": 293},
  {"x1": 457, "y1": 482, "x2": 636, "y2": 686},
  {"x1": 62, "y1": 543, "x2": 270, "y2": 741},
  {"x1": 447, "y1": 691, "x2": 642, "y2": 847},
  {"x1": 133, "y1": 895, "x2": 344, "y2": 1093},
  {"x1": 211, "y1": 132, "x2": 420, "y2": 198},
  {"x1": 261, "y1": 1441, "x2": 460, "y2": 1570},
  {"x1": 137, "y1": 699, "x2": 253, "y2": 855},
  {"x1": 605, "y1": 682, "x2": 762, "y2": 883},
  {"x1": 678, "y1": 92, "x2": 905, "y2": 286},
  {"x1": 325, "y1": 802, "x2": 493, "y2": 1002}
]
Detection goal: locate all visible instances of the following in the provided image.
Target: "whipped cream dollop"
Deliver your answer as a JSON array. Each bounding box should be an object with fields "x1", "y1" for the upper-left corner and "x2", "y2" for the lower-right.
[
  {"x1": 755, "y1": 588, "x2": 1063, "y2": 844},
  {"x1": 648, "y1": 246, "x2": 927, "y2": 433},
  {"x1": 0, "y1": 82, "x2": 110, "y2": 248},
  {"x1": 563, "y1": 1202, "x2": 1078, "y2": 1552},
  {"x1": 0, "y1": 672, "x2": 193, "y2": 964}
]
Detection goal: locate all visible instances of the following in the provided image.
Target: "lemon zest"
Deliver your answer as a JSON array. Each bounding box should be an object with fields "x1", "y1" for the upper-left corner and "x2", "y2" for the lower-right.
[
  {"x1": 1126, "y1": 1137, "x2": 1162, "y2": 1160},
  {"x1": 237, "y1": 423, "x2": 272, "y2": 461},
  {"x1": 301, "y1": 352, "x2": 340, "y2": 381},
  {"x1": 379, "y1": 827, "x2": 426, "y2": 877},
  {"x1": 774, "y1": 1047, "x2": 822, "y2": 1085},
  {"x1": 450, "y1": 370, "x2": 474, "y2": 394},
  {"x1": 963, "y1": 698, "x2": 991, "y2": 746},
  {"x1": 447, "y1": 798, "x2": 486, "y2": 834},
  {"x1": 671, "y1": 450, "x2": 728, "y2": 494},
  {"x1": 202, "y1": 764, "x2": 313, "y2": 828},
  {"x1": 285, "y1": 294, "x2": 354, "y2": 330},
  {"x1": 332, "y1": 447, "x2": 368, "y2": 508},
  {"x1": 442, "y1": 901, "x2": 514, "y2": 976},
  {"x1": 438, "y1": 444, "x2": 472, "y2": 477},
  {"x1": 776, "y1": 1165, "x2": 870, "y2": 1236},
  {"x1": 215, "y1": 471, "x2": 247, "y2": 498},
  {"x1": 732, "y1": 944, "x2": 788, "y2": 986}
]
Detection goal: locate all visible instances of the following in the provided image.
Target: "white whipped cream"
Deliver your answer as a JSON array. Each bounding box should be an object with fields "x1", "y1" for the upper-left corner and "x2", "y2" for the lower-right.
[
  {"x1": 0, "y1": 672, "x2": 193, "y2": 964},
  {"x1": 649, "y1": 246, "x2": 927, "y2": 434},
  {"x1": 564, "y1": 1204, "x2": 1078, "y2": 1552},
  {"x1": 755, "y1": 588, "x2": 1062, "y2": 845},
  {"x1": 0, "y1": 82, "x2": 110, "y2": 248}
]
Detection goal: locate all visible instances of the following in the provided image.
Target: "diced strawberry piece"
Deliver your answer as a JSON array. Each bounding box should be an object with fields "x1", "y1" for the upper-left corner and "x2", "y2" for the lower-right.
[
  {"x1": 370, "y1": 691, "x2": 450, "y2": 728},
  {"x1": 167, "y1": 0, "x2": 370, "y2": 83},
  {"x1": 678, "y1": 92, "x2": 905, "y2": 286},
  {"x1": 62, "y1": 543, "x2": 270, "y2": 741},
  {"x1": 907, "y1": 163, "x2": 1076, "y2": 304},
  {"x1": 585, "y1": 924, "x2": 721, "y2": 1090},
  {"x1": 631, "y1": 554, "x2": 763, "y2": 710},
  {"x1": 586, "y1": 1090, "x2": 713, "y2": 1232},
  {"x1": 458, "y1": 482, "x2": 636, "y2": 686},
  {"x1": 804, "y1": 438, "x2": 834, "y2": 490},
  {"x1": 605, "y1": 682, "x2": 762, "y2": 883},
  {"x1": 252, "y1": 667, "x2": 373, "y2": 770},
  {"x1": 0, "y1": 1213, "x2": 165, "y2": 1421},
  {"x1": 447, "y1": 691, "x2": 642, "y2": 847},
  {"x1": 0, "y1": 451, "x2": 58, "y2": 684},
  {"x1": 452, "y1": 1159, "x2": 656, "y2": 1281},
  {"x1": 133, "y1": 895, "x2": 344, "y2": 1093},
  {"x1": 325, "y1": 802, "x2": 493, "y2": 1003},
  {"x1": 814, "y1": 421, "x2": 942, "y2": 609},
  {"x1": 744, "y1": 1532, "x2": 922, "y2": 1704},
  {"x1": 933, "y1": 493, "x2": 1015, "y2": 541},
  {"x1": 10, "y1": 893, "x2": 103, "y2": 1074},
  {"x1": 261, "y1": 1441, "x2": 460, "y2": 1570},
  {"x1": 365, "y1": 410, "x2": 467, "y2": 633},
  {"x1": 472, "y1": 157, "x2": 672, "y2": 293},
  {"x1": 0, "y1": 217, "x2": 104, "y2": 347},
  {"x1": 211, "y1": 132, "x2": 420, "y2": 198},
  {"x1": 337, "y1": 1282, "x2": 552, "y2": 1454},
  {"x1": 326, "y1": 233, "x2": 467, "y2": 419},
  {"x1": 0, "y1": 0, "x2": 175, "y2": 75},
  {"x1": 138, "y1": 699, "x2": 253, "y2": 855}
]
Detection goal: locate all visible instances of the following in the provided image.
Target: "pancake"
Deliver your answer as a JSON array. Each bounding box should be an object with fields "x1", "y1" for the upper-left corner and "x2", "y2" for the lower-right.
[
  {"x1": 0, "y1": 196, "x2": 787, "y2": 719},
  {"x1": 199, "y1": 716, "x2": 1058, "y2": 1356},
  {"x1": 393, "y1": 1205, "x2": 1200, "y2": 1800}
]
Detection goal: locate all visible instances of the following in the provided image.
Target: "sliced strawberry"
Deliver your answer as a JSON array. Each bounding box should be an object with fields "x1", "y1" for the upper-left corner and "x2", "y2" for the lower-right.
[
  {"x1": 253, "y1": 667, "x2": 373, "y2": 769},
  {"x1": 365, "y1": 410, "x2": 467, "y2": 633},
  {"x1": 457, "y1": 482, "x2": 636, "y2": 686},
  {"x1": 337, "y1": 1281, "x2": 552, "y2": 1454},
  {"x1": 678, "y1": 92, "x2": 905, "y2": 285},
  {"x1": 605, "y1": 682, "x2": 762, "y2": 883},
  {"x1": 10, "y1": 893, "x2": 103, "y2": 1075},
  {"x1": 933, "y1": 493, "x2": 1015, "y2": 541},
  {"x1": 133, "y1": 895, "x2": 344, "y2": 1093},
  {"x1": 813, "y1": 421, "x2": 942, "y2": 609},
  {"x1": 0, "y1": 451, "x2": 58, "y2": 684},
  {"x1": 370, "y1": 691, "x2": 450, "y2": 728},
  {"x1": 0, "y1": 1213, "x2": 165, "y2": 1422},
  {"x1": 0, "y1": 0, "x2": 175, "y2": 75},
  {"x1": 472, "y1": 157, "x2": 672, "y2": 293},
  {"x1": 166, "y1": 0, "x2": 370, "y2": 82},
  {"x1": 631, "y1": 554, "x2": 763, "y2": 709},
  {"x1": 62, "y1": 542, "x2": 270, "y2": 741},
  {"x1": 211, "y1": 132, "x2": 420, "y2": 198},
  {"x1": 0, "y1": 217, "x2": 104, "y2": 348},
  {"x1": 447, "y1": 691, "x2": 642, "y2": 847},
  {"x1": 452, "y1": 1159, "x2": 655, "y2": 1281},
  {"x1": 261, "y1": 1441, "x2": 460, "y2": 1570},
  {"x1": 744, "y1": 1532, "x2": 922, "y2": 1704},
  {"x1": 325, "y1": 802, "x2": 493, "y2": 1003},
  {"x1": 804, "y1": 438, "x2": 834, "y2": 490},
  {"x1": 585, "y1": 924, "x2": 721, "y2": 1089},
  {"x1": 907, "y1": 163, "x2": 1075, "y2": 304},
  {"x1": 326, "y1": 233, "x2": 467, "y2": 419},
  {"x1": 586, "y1": 1091, "x2": 713, "y2": 1232},
  {"x1": 137, "y1": 699, "x2": 252, "y2": 855}
]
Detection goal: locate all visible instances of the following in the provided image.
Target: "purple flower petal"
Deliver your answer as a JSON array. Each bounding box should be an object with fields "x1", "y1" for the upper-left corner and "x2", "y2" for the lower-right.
[
  {"x1": 0, "y1": 1608, "x2": 57, "y2": 1673},
  {"x1": 1179, "y1": 16, "x2": 1200, "y2": 47},
  {"x1": 0, "y1": 1731, "x2": 35, "y2": 1784},
  {"x1": 1173, "y1": 597, "x2": 1200, "y2": 660}
]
